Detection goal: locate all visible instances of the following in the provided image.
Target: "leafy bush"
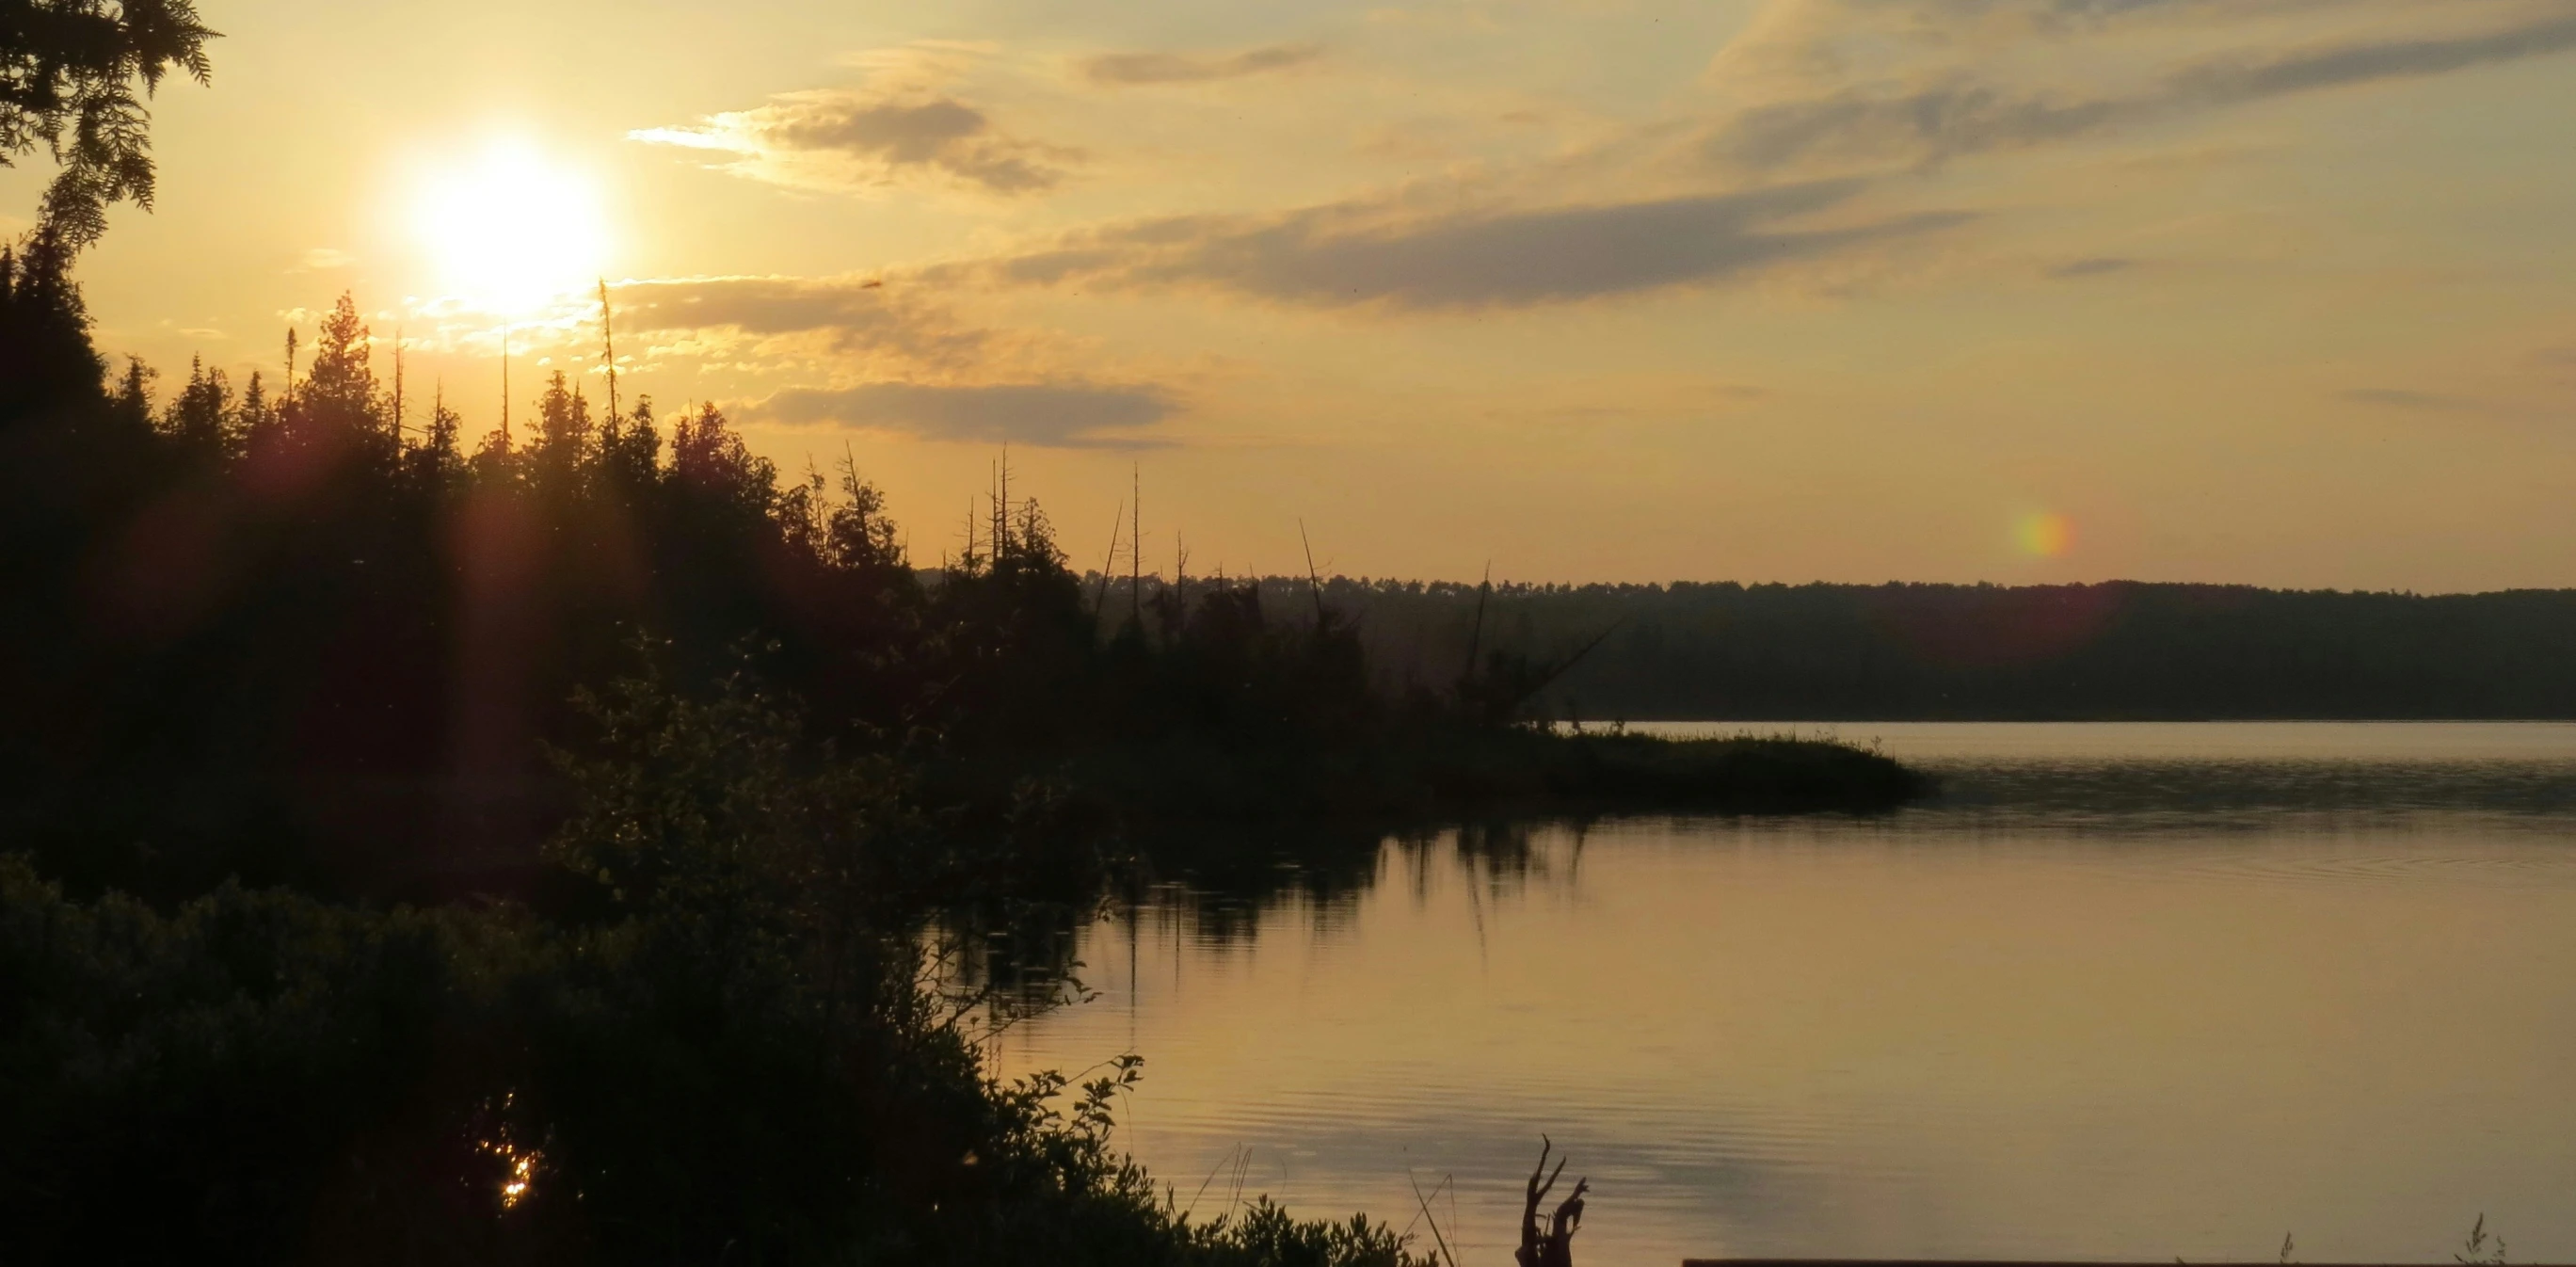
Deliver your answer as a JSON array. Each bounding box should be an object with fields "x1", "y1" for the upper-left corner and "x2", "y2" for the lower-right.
[{"x1": 0, "y1": 659, "x2": 1432, "y2": 1265}]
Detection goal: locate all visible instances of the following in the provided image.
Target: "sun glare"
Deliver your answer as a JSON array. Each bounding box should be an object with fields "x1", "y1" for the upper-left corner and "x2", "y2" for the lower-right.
[{"x1": 412, "y1": 139, "x2": 609, "y2": 313}]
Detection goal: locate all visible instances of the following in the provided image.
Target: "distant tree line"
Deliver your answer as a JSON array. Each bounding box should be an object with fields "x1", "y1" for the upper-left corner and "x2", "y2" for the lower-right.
[{"x1": 1131, "y1": 577, "x2": 2576, "y2": 721}]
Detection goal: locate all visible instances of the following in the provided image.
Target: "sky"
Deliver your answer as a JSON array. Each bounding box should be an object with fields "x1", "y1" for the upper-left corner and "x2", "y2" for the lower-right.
[{"x1": 10, "y1": 0, "x2": 2576, "y2": 590}]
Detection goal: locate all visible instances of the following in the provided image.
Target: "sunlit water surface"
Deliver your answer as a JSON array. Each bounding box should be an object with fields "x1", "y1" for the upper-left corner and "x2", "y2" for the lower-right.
[{"x1": 987, "y1": 723, "x2": 2576, "y2": 1266}]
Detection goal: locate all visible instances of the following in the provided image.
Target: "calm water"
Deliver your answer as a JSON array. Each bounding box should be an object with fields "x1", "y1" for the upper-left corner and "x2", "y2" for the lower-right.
[{"x1": 986, "y1": 724, "x2": 2576, "y2": 1266}]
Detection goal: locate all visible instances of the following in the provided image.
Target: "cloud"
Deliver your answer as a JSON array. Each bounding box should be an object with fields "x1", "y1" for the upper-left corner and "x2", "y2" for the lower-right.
[
  {"x1": 1713, "y1": 84, "x2": 2130, "y2": 169},
  {"x1": 2339, "y1": 388, "x2": 2507, "y2": 416},
  {"x1": 1078, "y1": 42, "x2": 1324, "y2": 87},
  {"x1": 967, "y1": 180, "x2": 1971, "y2": 311},
  {"x1": 748, "y1": 381, "x2": 1179, "y2": 447},
  {"x1": 293, "y1": 247, "x2": 356, "y2": 272},
  {"x1": 1705, "y1": 7, "x2": 2576, "y2": 171},
  {"x1": 601, "y1": 275, "x2": 1175, "y2": 420},
  {"x1": 609, "y1": 275, "x2": 988, "y2": 371},
  {"x1": 2176, "y1": 11, "x2": 2576, "y2": 104},
  {"x1": 2341, "y1": 382, "x2": 2575, "y2": 427},
  {"x1": 2045, "y1": 256, "x2": 2134, "y2": 278},
  {"x1": 632, "y1": 88, "x2": 1072, "y2": 196}
]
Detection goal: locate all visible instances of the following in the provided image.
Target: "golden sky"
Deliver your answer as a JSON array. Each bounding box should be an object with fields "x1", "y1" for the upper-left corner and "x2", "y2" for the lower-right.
[{"x1": 11, "y1": 0, "x2": 2576, "y2": 588}]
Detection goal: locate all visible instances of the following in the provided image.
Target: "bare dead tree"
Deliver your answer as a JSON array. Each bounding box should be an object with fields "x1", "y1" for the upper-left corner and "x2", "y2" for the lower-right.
[
  {"x1": 994, "y1": 444, "x2": 1013, "y2": 560},
  {"x1": 390, "y1": 325, "x2": 404, "y2": 441},
  {"x1": 1461, "y1": 562, "x2": 1493, "y2": 690},
  {"x1": 1091, "y1": 500, "x2": 1124, "y2": 615},
  {"x1": 1515, "y1": 1136, "x2": 1588, "y2": 1267},
  {"x1": 1515, "y1": 618, "x2": 1626, "y2": 706},
  {"x1": 1129, "y1": 463, "x2": 1144, "y2": 627},
  {"x1": 1299, "y1": 518, "x2": 1329, "y2": 627},
  {"x1": 598, "y1": 278, "x2": 619, "y2": 421}
]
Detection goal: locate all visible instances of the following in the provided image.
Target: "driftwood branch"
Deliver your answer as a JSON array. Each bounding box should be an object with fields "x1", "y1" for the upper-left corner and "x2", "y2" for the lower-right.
[
  {"x1": 1520, "y1": 617, "x2": 1625, "y2": 704},
  {"x1": 1514, "y1": 1136, "x2": 1589, "y2": 1267}
]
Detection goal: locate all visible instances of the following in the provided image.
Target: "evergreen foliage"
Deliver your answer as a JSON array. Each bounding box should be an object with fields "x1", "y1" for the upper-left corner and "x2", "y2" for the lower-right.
[
  {"x1": 1, "y1": 286, "x2": 1915, "y2": 905},
  {"x1": 1147, "y1": 575, "x2": 2576, "y2": 722},
  {"x1": 0, "y1": 274, "x2": 1903, "y2": 1259},
  {"x1": 0, "y1": 0, "x2": 219, "y2": 248},
  {"x1": 0, "y1": 232, "x2": 104, "y2": 414}
]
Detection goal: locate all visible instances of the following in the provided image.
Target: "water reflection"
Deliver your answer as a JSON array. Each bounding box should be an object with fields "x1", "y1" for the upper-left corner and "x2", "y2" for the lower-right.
[
  {"x1": 956, "y1": 819, "x2": 1599, "y2": 1008},
  {"x1": 987, "y1": 724, "x2": 2576, "y2": 1267},
  {"x1": 1146, "y1": 821, "x2": 1587, "y2": 935},
  {"x1": 470, "y1": 1091, "x2": 547, "y2": 1214}
]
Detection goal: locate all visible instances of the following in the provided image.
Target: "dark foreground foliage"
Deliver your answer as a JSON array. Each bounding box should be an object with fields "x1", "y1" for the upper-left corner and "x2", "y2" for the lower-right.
[
  {"x1": 0, "y1": 265, "x2": 1919, "y2": 906},
  {"x1": 0, "y1": 194, "x2": 1899, "y2": 1262},
  {"x1": 0, "y1": 666, "x2": 1431, "y2": 1266}
]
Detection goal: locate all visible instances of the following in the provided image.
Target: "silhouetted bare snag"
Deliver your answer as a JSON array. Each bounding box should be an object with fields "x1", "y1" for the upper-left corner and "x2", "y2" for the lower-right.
[{"x1": 1515, "y1": 1136, "x2": 1588, "y2": 1267}]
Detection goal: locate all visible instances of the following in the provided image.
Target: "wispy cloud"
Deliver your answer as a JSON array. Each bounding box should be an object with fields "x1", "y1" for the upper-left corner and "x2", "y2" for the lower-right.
[
  {"x1": 748, "y1": 381, "x2": 1178, "y2": 447},
  {"x1": 610, "y1": 275, "x2": 989, "y2": 372},
  {"x1": 632, "y1": 88, "x2": 1073, "y2": 196},
  {"x1": 2339, "y1": 387, "x2": 2516, "y2": 418},
  {"x1": 1078, "y1": 42, "x2": 1324, "y2": 87},
  {"x1": 1704, "y1": 3, "x2": 2576, "y2": 172},
  {"x1": 2530, "y1": 344, "x2": 2576, "y2": 378},
  {"x1": 963, "y1": 180, "x2": 1971, "y2": 311},
  {"x1": 2045, "y1": 257, "x2": 2135, "y2": 279},
  {"x1": 2176, "y1": 10, "x2": 2576, "y2": 102},
  {"x1": 604, "y1": 276, "x2": 1178, "y2": 443}
]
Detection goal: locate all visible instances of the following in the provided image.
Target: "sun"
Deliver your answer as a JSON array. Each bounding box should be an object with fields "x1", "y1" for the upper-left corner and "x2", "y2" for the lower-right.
[{"x1": 411, "y1": 138, "x2": 609, "y2": 313}]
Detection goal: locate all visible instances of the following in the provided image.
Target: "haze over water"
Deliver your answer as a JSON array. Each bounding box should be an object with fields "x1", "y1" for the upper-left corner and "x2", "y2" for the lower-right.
[{"x1": 991, "y1": 723, "x2": 2576, "y2": 1266}]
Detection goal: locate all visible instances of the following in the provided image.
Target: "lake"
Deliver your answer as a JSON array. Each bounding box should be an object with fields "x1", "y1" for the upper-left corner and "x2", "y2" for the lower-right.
[{"x1": 984, "y1": 723, "x2": 2576, "y2": 1266}]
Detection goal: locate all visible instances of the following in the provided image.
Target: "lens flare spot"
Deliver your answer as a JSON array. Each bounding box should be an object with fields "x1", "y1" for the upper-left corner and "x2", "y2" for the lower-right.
[{"x1": 2015, "y1": 511, "x2": 2074, "y2": 558}]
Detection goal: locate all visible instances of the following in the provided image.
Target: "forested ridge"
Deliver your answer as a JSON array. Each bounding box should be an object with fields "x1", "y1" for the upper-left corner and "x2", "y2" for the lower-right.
[{"x1": 1175, "y1": 577, "x2": 2576, "y2": 721}]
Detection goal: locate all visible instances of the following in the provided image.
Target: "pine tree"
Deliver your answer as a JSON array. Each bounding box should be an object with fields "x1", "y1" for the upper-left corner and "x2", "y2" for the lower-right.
[
  {"x1": 408, "y1": 385, "x2": 463, "y2": 489},
  {"x1": 596, "y1": 396, "x2": 661, "y2": 502},
  {"x1": 671, "y1": 401, "x2": 776, "y2": 513},
  {"x1": 107, "y1": 356, "x2": 155, "y2": 435},
  {"x1": 0, "y1": 231, "x2": 108, "y2": 417},
  {"x1": 162, "y1": 354, "x2": 232, "y2": 458},
  {"x1": 826, "y1": 452, "x2": 905, "y2": 580},
  {"x1": 234, "y1": 369, "x2": 277, "y2": 454},
  {"x1": 299, "y1": 293, "x2": 381, "y2": 454},
  {"x1": 529, "y1": 369, "x2": 593, "y2": 485},
  {"x1": 471, "y1": 415, "x2": 518, "y2": 487}
]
